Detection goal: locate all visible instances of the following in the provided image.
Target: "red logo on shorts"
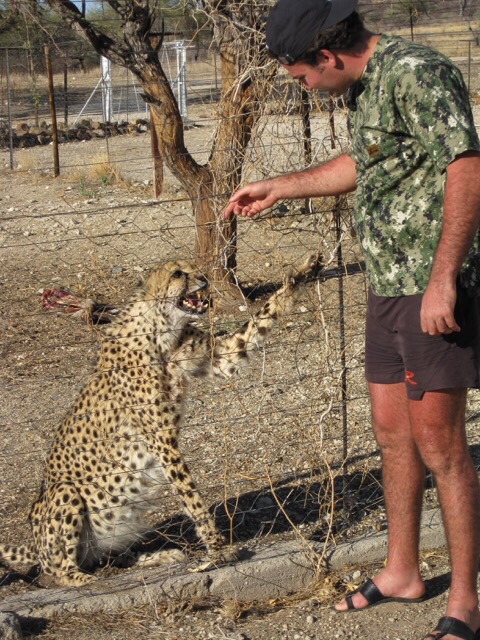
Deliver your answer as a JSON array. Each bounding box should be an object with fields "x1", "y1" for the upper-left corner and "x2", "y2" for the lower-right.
[{"x1": 405, "y1": 370, "x2": 417, "y2": 386}]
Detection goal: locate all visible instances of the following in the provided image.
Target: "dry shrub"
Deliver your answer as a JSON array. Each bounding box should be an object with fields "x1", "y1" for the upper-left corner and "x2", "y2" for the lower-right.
[
  {"x1": 14, "y1": 149, "x2": 41, "y2": 173},
  {"x1": 66, "y1": 151, "x2": 127, "y2": 189}
]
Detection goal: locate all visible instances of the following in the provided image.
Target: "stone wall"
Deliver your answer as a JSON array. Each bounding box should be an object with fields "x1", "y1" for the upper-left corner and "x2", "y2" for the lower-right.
[{"x1": 0, "y1": 118, "x2": 150, "y2": 149}]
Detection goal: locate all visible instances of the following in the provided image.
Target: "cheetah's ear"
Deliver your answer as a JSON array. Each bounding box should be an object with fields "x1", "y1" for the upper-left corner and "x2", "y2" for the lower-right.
[{"x1": 136, "y1": 269, "x2": 156, "y2": 298}]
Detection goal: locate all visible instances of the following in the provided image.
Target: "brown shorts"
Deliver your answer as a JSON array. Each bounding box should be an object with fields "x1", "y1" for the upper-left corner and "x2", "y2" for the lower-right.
[{"x1": 365, "y1": 286, "x2": 480, "y2": 400}]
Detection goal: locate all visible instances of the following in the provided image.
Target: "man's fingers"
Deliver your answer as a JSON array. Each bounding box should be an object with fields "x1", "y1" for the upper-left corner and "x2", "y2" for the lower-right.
[
  {"x1": 224, "y1": 199, "x2": 265, "y2": 219},
  {"x1": 223, "y1": 200, "x2": 240, "y2": 218},
  {"x1": 421, "y1": 314, "x2": 460, "y2": 335},
  {"x1": 445, "y1": 316, "x2": 461, "y2": 333},
  {"x1": 223, "y1": 198, "x2": 255, "y2": 219}
]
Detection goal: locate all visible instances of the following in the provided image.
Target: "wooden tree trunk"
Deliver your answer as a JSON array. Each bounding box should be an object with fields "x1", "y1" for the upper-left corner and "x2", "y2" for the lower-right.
[
  {"x1": 149, "y1": 107, "x2": 163, "y2": 197},
  {"x1": 144, "y1": 73, "x2": 237, "y2": 296}
]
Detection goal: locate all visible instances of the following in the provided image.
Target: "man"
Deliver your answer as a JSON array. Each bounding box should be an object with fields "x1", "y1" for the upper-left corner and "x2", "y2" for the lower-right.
[{"x1": 223, "y1": 1, "x2": 480, "y2": 639}]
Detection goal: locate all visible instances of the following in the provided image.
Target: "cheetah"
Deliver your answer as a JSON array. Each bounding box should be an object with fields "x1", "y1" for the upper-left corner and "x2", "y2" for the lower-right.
[{"x1": 0, "y1": 256, "x2": 318, "y2": 587}]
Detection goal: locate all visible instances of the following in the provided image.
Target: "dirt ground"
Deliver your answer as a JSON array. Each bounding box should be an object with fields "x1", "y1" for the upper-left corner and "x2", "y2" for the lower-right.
[
  {"x1": 1, "y1": 104, "x2": 480, "y2": 639},
  {"x1": 30, "y1": 554, "x2": 480, "y2": 640}
]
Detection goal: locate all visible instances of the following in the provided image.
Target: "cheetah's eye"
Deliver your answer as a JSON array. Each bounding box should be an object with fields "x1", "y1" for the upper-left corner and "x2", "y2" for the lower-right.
[{"x1": 171, "y1": 270, "x2": 184, "y2": 279}]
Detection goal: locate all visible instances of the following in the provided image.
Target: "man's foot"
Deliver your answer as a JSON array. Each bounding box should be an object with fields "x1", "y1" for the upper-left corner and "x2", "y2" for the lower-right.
[
  {"x1": 424, "y1": 616, "x2": 480, "y2": 640},
  {"x1": 428, "y1": 596, "x2": 480, "y2": 640},
  {"x1": 334, "y1": 573, "x2": 425, "y2": 613}
]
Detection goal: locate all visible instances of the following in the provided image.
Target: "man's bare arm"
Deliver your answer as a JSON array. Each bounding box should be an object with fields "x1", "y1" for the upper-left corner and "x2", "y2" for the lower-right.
[
  {"x1": 223, "y1": 153, "x2": 357, "y2": 218},
  {"x1": 421, "y1": 152, "x2": 480, "y2": 335}
]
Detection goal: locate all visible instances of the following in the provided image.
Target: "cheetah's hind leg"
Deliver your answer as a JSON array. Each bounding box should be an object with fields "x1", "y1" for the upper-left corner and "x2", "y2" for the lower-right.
[{"x1": 31, "y1": 483, "x2": 96, "y2": 587}]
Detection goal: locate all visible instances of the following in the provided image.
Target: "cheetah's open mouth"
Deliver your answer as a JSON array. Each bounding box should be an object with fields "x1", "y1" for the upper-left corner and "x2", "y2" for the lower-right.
[{"x1": 179, "y1": 289, "x2": 209, "y2": 315}]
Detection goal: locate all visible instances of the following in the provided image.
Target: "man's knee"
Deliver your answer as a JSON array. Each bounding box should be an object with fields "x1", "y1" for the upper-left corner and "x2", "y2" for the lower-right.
[
  {"x1": 413, "y1": 425, "x2": 470, "y2": 475},
  {"x1": 370, "y1": 404, "x2": 412, "y2": 450},
  {"x1": 369, "y1": 382, "x2": 410, "y2": 448}
]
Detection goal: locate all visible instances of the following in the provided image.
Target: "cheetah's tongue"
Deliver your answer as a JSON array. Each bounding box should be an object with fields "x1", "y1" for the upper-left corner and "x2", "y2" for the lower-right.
[{"x1": 182, "y1": 291, "x2": 208, "y2": 312}]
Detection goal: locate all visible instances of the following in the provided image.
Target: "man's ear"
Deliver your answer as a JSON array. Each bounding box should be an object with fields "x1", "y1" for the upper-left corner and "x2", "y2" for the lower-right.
[
  {"x1": 318, "y1": 48, "x2": 343, "y2": 70},
  {"x1": 317, "y1": 49, "x2": 335, "y2": 64}
]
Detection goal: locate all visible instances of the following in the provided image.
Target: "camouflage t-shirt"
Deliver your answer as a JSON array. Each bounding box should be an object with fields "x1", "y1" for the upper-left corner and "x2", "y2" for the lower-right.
[{"x1": 347, "y1": 34, "x2": 480, "y2": 296}]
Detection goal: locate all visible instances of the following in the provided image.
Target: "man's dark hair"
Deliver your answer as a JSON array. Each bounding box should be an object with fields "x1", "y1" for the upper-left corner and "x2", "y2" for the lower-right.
[{"x1": 298, "y1": 10, "x2": 365, "y2": 65}]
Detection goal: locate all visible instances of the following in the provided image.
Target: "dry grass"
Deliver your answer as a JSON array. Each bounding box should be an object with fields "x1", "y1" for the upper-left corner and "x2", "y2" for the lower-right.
[
  {"x1": 13, "y1": 147, "x2": 130, "y2": 191},
  {"x1": 64, "y1": 151, "x2": 128, "y2": 188},
  {"x1": 14, "y1": 149, "x2": 41, "y2": 173}
]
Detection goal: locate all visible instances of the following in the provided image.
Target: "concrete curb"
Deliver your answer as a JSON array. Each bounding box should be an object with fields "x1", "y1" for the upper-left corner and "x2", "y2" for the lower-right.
[{"x1": 0, "y1": 508, "x2": 446, "y2": 621}]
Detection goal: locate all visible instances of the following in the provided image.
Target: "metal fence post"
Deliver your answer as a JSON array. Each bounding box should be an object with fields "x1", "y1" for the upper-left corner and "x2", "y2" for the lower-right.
[
  {"x1": 176, "y1": 42, "x2": 188, "y2": 119},
  {"x1": 44, "y1": 44, "x2": 60, "y2": 177},
  {"x1": 329, "y1": 103, "x2": 349, "y2": 483},
  {"x1": 468, "y1": 40, "x2": 472, "y2": 95},
  {"x1": 64, "y1": 58, "x2": 69, "y2": 126},
  {"x1": 101, "y1": 56, "x2": 113, "y2": 122},
  {"x1": 300, "y1": 88, "x2": 313, "y2": 215},
  {"x1": 5, "y1": 48, "x2": 14, "y2": 170}
]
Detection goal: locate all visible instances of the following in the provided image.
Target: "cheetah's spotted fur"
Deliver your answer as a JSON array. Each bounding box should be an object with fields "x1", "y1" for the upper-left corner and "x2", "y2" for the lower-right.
[{"x1": 0, "y1": 257, "x2": 316, "y2": 586}]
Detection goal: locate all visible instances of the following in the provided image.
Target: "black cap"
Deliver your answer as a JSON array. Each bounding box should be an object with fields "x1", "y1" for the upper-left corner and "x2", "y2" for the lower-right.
[{"x1": 266, "y1": 0, "x2": 358, "y2": 63}]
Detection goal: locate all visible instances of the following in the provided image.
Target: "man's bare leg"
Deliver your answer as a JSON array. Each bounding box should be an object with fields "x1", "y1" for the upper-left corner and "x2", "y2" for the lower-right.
[
  {"x1": 335, "y1": 384, "x2": 480, "y2": 635},
  {"x1": 409, "y1": 388, "x2": 480, "y2": 638},
  {"x1": 335, "y1": 382, "x2": 426, "y2": 611}
]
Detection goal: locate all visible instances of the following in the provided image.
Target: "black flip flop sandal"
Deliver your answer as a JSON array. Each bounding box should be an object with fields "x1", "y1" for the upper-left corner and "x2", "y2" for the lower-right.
[
  {"x1": 336, "y1": 577, "x2": 425, "y2": 613},
  {"x1": 424, "y1": 616, "x2": 478, "y2": 640}
]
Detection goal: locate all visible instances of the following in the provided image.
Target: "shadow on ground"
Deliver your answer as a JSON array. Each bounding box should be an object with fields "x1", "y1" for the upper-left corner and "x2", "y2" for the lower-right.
[{"x1": 137, "y1": 441, "x2": 480, "y2": 560}]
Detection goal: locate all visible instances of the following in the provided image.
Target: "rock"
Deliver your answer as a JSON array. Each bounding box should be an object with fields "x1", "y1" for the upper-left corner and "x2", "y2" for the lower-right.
[
  {"x1": 0, "y1": 612, "x2": 23, "y2": 639},
  {"x1": 76, "y1": 127, "x2": 92, "y2": 141},
  {"x1": 18, "y1": 133, "x2": 39, "y2": 148},
  {"x1": 37, "y1": 133, "x2": 52, "y2": 145}
]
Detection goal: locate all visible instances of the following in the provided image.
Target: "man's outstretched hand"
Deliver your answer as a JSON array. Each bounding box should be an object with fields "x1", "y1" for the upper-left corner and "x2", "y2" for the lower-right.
[{"x1": 223, "y1": 180, "x2": 278, "y2": 219}]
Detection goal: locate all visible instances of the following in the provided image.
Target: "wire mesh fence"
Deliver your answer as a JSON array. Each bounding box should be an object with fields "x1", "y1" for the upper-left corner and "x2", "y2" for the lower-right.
[
  {"x1": 0, "y1": 93, "x2": 376, "y2": 590},
  {"x1": 1, "y1": 6, "x2": 480, "y2": 595}
]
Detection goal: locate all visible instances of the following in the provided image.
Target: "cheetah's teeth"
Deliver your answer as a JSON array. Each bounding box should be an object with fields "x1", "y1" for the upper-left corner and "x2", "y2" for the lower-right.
[{"x1": 179, "y1": 294, "x2": 209, "y2": 315}]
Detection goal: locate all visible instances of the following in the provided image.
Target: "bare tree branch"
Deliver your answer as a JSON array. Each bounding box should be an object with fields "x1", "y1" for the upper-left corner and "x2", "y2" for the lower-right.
[{"x1": 45, "y1": 0, "x2": 129, "y2": 64}]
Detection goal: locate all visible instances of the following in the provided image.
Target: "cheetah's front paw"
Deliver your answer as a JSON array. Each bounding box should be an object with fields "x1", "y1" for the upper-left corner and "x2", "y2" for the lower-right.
[{"x1": 135, "y1": 548, "x2": 185, "y2": 568}]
